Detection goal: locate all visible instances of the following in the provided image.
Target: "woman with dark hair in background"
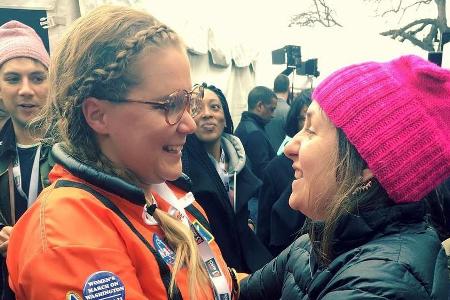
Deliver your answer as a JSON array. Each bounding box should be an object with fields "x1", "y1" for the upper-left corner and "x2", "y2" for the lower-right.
[
  {"x1": 182, "y1": 83, "x2": 272, "y2": 273},
  {"x1": 257, "y1": 90, "x2": 311, "y2": 256}
]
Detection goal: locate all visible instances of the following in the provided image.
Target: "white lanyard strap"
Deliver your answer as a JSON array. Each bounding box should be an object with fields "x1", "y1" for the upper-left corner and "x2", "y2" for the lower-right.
[
  {"x1": 212, "y1": 149, "x2": 236, "y2": 210},
  {"x1": 151, "y1": 183, "x2": 232, "y2": 300},
  {"x1": 218, "y1": 149, "x2": 230, "y2": 193},
  {"x1": 12, "y1": 144, "x2": 42, "y2": 207}
]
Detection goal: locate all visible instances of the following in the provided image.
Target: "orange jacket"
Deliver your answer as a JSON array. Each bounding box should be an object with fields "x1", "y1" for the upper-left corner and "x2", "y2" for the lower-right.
[{"x1": 7, "y1": 164, "x2": 232, "y2": 299}]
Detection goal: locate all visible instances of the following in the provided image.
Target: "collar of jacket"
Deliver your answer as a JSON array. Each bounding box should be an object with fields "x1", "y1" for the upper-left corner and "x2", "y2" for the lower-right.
[
  {"x1": 306, "y1": 201, "x2": 426, "y2": 298},
  {"x1": 52, "y1": 143, "x2": 147, "y2": 205},
  {"x1": 0, "y1": 119, "x2": 17, "y2": 160},
  {"x1": 52, "y1": 143, "x2": 192, "y2": 206},
  {"x1": 169, "y1": 173, "x2": 192, "y2": 192},
  {"x1": 221, "y1": 133, "x2": 246, "y2": 174},
  {"x1": 310, "y1": 201, "x2": 426, "y2": 258},
  {"x1": 183, "y1": 134, "x2": 261, "y2": 213},
  {"x1": 240, "y1": 111, "x2": 267, "y2": 128},
  {"x1": 0, "y1": 119, "x2": 53, "y2": 176}
]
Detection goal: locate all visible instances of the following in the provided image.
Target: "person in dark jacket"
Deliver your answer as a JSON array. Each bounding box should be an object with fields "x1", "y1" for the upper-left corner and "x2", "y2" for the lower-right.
[
  {"x1": 0, "y1": 100, "x2": 8, "y2": 131},
  {"x1": 265, "y1": 74, "x2": 290, "y2": 151},
  {"x1": 234, "y1": 86, "x2": 277, "y2": 180},
  {"x1": 257, "y1": 91, "x2": 311, "y2": 256},
  {"x1": 0, "y1": 20, "x2": 52, "y2": 300},
  {"x1": 183, "y1": 83, "x2": 272, "y2": 273},
  {"x1": 239, "y1": 55, "x2": 450, "y2": 299},
  {"x1": 425, "y1": 178, "x2": 450, "y2": 297}
]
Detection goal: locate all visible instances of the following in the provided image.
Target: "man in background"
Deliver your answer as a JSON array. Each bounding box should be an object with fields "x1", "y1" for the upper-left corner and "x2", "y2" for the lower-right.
[
  {"x1": 235, "y1": 86, "x2": 277, "y2": 180},
  {"x1": 265, "y1": 74, "x2": 291, "y2": 151},
  {"x1": 0, "y1": 21, "x2": 52, "y2": 299}
]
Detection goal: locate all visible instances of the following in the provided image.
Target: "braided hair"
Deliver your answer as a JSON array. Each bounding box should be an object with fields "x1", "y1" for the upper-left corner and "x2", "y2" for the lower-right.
[
  {"x1": 35, "y1": 5, "x2": 210, "y2": 299},
  {"x1": 40, "y1": 6, "x2": 181, "y2": 177}
]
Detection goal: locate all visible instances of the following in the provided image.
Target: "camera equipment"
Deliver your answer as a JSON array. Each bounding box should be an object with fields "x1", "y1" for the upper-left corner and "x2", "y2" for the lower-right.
[
  {"x1": 272, "y1": 45, "x2": 301, "y2": 67},
  {"x1": 271, "y1": 45, "x2": 319, "y2": 77},
  {"x1": 428, "y1": 30, "x2": 450, "y2": 66},
  {"x1": 296, "y1": 59, "x2": 320, "y2": 77}
]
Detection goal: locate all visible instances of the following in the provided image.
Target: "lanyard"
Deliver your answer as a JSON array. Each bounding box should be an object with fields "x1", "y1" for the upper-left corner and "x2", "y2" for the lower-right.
[
  {"x1": 12, "y1": 144, "x2": 42, "y2": 207},
  {"x1": 212, "y1": 148, "x2": 236, "y2": 210},
  {"x1": 217, "y1": 149, "x2": 229, "y2": 192},
  {"x1": 149, "y1": 183, "x2": 232, "y2": 300}
]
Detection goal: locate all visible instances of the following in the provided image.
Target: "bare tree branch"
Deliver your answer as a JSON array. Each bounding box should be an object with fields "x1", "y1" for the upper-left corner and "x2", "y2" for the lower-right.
[
  {"x1": 291, "y1": 0, "x2": 449, "y2": 52},
  {"x1": 381, "y1": 29, "x2": 435, "y2": 50},
  {"x1": 364, "y1": 0, "x2": 433, "y2": 18},
  {"x1": 380, "y1": 0, "x2": 433, "y2": 18},
  {"x1": 289, "y1": 0, "x2": 342, "y2": 27},
  {"x1": 365, "y1": 0, "x2": 449, "y2": 51}
]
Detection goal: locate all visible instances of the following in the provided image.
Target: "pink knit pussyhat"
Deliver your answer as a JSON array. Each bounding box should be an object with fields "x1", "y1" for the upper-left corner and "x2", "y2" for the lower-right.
[
  {"x1": 313, "y1": 55, "x2": 450, "y2": 204},
  {"x1": 0, "y1": 20, "x2": 49, "y2": 68}
]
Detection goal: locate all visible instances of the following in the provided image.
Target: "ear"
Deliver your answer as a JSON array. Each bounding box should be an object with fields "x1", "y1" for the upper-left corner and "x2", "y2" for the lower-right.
[
  {"x1": 82, "y1": 97, "x2": 110, "y2": 135},
  {"x1": 361, "y1": 168, "x2": 374, "y2": 182},
  {"x1": 256, "y1": 101, "x2": 264, "y2": 112}
]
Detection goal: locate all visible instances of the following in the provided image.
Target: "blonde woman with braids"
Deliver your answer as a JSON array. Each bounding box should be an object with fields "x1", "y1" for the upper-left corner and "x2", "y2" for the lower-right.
[{"x1": 6, "y1": 5, "x2": 236, "y2": 300}]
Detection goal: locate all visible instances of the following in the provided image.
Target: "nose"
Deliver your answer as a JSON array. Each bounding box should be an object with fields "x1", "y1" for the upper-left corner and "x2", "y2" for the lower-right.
[
  {"x1": 284, "y1": 132, "x2": 301, "y2": 161},
  {"x1": 18, "y1": 78, "x2": 35, "y2": 98},
  {"x1": 199, "y1": 105, "x2": 213, "y2": 118},
  {"x1": 177, "y1": 110, "x2": 197, "y2": 134}
]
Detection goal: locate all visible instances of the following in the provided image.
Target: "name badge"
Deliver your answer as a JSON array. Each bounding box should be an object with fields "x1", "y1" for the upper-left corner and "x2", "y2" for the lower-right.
[
  {"x1": 192, "y1": 220, "x2": 214, "y2": 243},
  {"x1": 153, "y1": 233, "x2": 176, "y2": 265},
  {"x1": 82, "y1": 271, "x2": 125, "y2": 300}
]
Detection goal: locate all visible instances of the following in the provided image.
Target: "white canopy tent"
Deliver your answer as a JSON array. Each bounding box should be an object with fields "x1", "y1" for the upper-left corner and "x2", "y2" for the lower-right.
[
  {"x1": 0, "y1": 0, "x2": 263, "y2": 125},
  {"x1": 0, "y1": 0, "x2": 437, "y2": 124}
]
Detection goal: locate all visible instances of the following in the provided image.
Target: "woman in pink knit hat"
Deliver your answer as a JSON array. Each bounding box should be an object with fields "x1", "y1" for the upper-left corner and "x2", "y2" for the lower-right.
[
  {"x1": 239, "y1": 55, "x2": 450, "y2": 299},
  {"x1": 0, "y1": 20, "x2": 51, "y2": 300}
]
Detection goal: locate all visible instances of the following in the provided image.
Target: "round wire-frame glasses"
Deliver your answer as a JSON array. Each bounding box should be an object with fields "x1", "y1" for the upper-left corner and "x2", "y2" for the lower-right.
[{"x1": 115, "y1": 84, "x2": 204, "y2": 125}]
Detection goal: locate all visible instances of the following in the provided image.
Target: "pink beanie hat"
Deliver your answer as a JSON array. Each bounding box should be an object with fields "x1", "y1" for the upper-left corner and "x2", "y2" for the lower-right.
[
  {"x1": 313, "y1": 55, "x2": 450, "y2": 203},
  {"x1": 0, "y1": 20, "x2": 49, "y2": 68}
]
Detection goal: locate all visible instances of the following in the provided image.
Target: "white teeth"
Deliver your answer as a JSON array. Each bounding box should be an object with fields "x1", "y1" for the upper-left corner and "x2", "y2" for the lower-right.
[{"x1": 166, "y1": 146, "x2": 182, "y2": 152}]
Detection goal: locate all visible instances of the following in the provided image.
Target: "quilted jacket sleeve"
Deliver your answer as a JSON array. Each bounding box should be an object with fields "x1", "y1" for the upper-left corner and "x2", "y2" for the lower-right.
[{"x1": 239, "y1": 242, "x2": 292, "y2": 300}]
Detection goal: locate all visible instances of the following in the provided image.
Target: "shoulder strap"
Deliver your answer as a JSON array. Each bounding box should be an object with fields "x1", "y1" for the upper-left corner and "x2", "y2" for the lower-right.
[
  {"x1": 7, "y1": 163, "x2": 15, "y2": 225},
  {"x1": 54, "y1": 179, "x2": 183, "y2": 300},
  {"x1": 185, "y1": 204, "x2": 211, "y2": 232}
]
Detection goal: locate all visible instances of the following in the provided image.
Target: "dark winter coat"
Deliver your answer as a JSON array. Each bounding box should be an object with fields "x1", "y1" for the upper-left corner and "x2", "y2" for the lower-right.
[
  {"x1": 257, "y1": 153, "x2": 305, "y2": 256},
  {"x1": 234, "y1": 112, "x2": 275, "y2": 180},
  {"x1": 240, "y1": 201, "x2": 449, "y2": 299},
  {"x1": 0, "y1": 119, "x2": 54, "y2": 300},
  {"x1": 182, "y1": 134, "x2": 272, "y2": 273}
]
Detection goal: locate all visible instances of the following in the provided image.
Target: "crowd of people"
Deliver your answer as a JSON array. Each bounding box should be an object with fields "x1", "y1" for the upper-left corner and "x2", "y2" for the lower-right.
[{"x1": 0, "y1": 4, "x2": 449, "y2": 300}]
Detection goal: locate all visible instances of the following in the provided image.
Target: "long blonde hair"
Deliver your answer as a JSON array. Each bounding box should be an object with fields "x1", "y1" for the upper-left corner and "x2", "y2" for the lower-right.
[{"x1": 38, "y1": 5, "x2": 209, "y2": 298}]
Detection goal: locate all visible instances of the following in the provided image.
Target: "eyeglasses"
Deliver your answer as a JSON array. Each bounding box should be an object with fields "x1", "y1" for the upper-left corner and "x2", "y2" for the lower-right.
[{"x1": 114, "y1": 85, "x2": 204, "y2": 125}]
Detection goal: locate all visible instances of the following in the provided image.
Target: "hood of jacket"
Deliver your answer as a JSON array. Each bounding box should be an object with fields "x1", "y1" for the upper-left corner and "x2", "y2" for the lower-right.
[{"x1": 221, "y1": 133, "x2": 246, "y2": 175}]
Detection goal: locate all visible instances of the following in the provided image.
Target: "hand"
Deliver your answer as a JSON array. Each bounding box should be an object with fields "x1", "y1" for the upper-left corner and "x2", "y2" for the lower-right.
[
  {"x1": 248, "y1": 219, "x2": 255, "y2": 232},
  {"x1": 0, "y1": 226, "x2": 13, "y2": 257}
]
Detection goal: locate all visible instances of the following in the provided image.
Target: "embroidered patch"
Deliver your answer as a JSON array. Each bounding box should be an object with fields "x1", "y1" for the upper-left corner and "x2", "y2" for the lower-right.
[
  {"x1": 219, "y1": 293, "x2": 231, "y2": 300},
  {"x1": 82, "y1": 271, "x2": 125, "y2": 300},
  {"x1": 65, "y1": 291, "x2": 82, "y2": 300},
  {"x1": 190, "y1": 223, "x2": 206, "y2": 245},
  {"x1": 205, "y1": 258, "x2": 221, "y2": 278},
  {"x1": 192, "y1": 220, "x2": 214, "y2": 243},
  {"x1": 153, "y1": 233, "x2": 176, "y2": 265}
]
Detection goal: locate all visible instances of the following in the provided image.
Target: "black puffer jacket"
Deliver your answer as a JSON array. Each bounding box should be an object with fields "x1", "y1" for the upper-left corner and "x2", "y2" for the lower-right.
[{"x1": 240, "y1": 202, "x2": 449, "y2": 299}]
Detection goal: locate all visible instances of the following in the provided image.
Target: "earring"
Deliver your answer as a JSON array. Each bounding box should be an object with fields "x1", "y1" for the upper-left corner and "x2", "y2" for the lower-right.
[{"x1": 352, "y1": 179, "x2": 373, "y2": 195}]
